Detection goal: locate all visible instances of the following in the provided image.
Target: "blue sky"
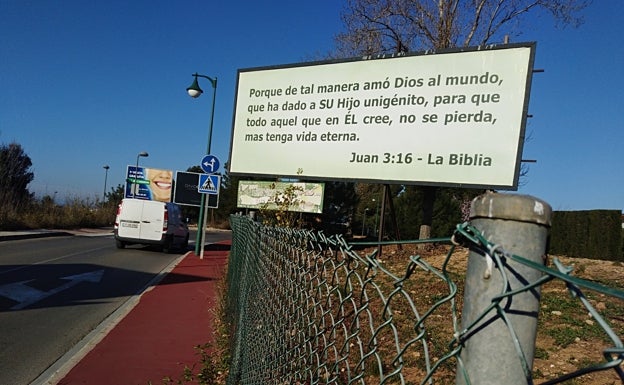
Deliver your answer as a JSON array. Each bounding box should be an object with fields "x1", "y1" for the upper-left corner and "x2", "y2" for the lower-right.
[{"x1": 1, "y1": 1, "x2": 622, "y2": 212}]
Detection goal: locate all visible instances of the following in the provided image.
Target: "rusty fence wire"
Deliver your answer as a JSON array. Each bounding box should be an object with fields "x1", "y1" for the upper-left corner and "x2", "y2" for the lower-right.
[{"x1": 225, "y1": 214, "x2": 624, "y2": 384}]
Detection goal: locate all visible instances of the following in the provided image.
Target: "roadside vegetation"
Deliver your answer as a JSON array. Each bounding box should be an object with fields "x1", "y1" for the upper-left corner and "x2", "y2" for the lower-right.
[
  {"x1": 0, "y1": 190, "x2": 122, "y2": 231},
  {"x1": 0, "y1": 142, "x2": 116, "y2": 230}
]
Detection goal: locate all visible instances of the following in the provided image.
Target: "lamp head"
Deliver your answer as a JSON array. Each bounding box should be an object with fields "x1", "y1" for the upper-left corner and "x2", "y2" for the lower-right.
[
  {"x1": 186, "y1": 75, "x2": 203, "y2": 98},
  {"x1": 139, "y1": 151, "x2": 149, "y2": 157}
]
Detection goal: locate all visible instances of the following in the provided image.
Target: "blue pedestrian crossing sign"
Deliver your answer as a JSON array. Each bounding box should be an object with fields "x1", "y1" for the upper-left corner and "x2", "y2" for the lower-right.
[
  {"x1": 200, "y1": 154, "x2": 220, "y2": 174},
  {"x1": 198, "y1": 174, "x2": 220, "y2": 194}
]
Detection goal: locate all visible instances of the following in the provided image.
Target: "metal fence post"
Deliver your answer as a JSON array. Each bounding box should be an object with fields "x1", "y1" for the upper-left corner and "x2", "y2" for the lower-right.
[{"x1": 456, "y1": 192, "x2": 552, "y2": 385}]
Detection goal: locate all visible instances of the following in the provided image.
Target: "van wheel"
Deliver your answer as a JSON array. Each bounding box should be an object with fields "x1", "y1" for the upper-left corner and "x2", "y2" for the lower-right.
[
  {"x1": 162, "y1": 237, "x2": 172, "y2": 254},
  {"x1": 116, "y1": 239, "x2": 126, "y2": 249},
  {"x1": 182, "y1": 235, "x2": 189, "y2": 250}
]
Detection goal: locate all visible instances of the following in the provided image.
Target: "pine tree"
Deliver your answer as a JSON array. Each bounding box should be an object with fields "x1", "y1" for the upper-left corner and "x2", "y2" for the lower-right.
[{"x1": 0, "y1": 142, "x2": 34, "y2": 208}]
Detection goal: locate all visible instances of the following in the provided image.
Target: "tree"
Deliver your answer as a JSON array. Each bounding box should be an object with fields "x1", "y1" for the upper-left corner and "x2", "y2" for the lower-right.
[
  {"x1": 0, "y1": 142, "x2": 34, "y2": 208},
  {"x1": 335, "y1": 0, "x2": 588, "y2": 240},
  {"x1": 259, "y1": 183, "x2": 306, "y2": 228},
  {"x1": 321, "y1": 181, "x2": 359, "y2": 232},
  {"x1": 218, "y1": 162, "x2": 243, "y2": 221},
  {"x1": 336, "y1": 0, "x2": 588, "y2": 54},
  {"x1": 104, "y1": 184, "x2": 125, "y2": 207},
  {"x1": 354, "y1": 183, "x2": 383, "y2": 236}
]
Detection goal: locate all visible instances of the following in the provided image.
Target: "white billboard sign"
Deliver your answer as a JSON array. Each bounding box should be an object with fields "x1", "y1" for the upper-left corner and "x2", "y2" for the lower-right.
[{"x1": 229, "y1": 43, "x2": 535, "y2": 189}]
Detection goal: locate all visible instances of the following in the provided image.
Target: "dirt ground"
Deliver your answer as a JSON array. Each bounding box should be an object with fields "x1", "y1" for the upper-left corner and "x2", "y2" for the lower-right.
[
  {"x1": 533, "y1": 254, "x2": 624, "y2": 385},
  {"x1": 377, "y1": 244, "x2": 624, "y2": 385}
]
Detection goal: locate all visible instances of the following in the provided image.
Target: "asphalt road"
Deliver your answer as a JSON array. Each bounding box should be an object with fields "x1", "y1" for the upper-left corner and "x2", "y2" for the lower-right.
[{"x1": 0, "y1": 231, "x2": 230, "y2": 385}]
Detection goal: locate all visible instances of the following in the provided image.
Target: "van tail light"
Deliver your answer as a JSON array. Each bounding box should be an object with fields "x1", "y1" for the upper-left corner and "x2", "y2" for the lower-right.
[
  {"x1": 114, "y1": 203, "x2": 122, "y2": 229},
  {"x1": 163, "y1": 208, "x2": 169, "y2": 232}
]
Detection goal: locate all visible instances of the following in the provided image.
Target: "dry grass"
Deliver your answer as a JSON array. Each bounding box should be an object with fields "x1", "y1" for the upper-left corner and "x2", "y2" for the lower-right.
[
  {"x1": 366, "y1": 244, "x2": 624, "y2": 384},
  {"x1": 0, "y1": 198, "x2": 116, "y2": 230}
]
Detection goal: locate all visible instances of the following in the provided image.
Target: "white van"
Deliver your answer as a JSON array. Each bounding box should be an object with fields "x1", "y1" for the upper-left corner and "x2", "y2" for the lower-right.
[{"x1": 114, "y1": 198, "x2": 189, "y2": 252}]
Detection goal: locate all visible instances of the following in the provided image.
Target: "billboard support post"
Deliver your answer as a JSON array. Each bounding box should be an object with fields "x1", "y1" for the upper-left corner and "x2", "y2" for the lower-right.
[{"x1": 187, "y1": 73, "x2": 218, "y2": 257}]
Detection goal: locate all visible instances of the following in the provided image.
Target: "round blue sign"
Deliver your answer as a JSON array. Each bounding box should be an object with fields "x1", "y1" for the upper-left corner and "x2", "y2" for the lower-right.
[{"x1": 200, "y1": 154, "x2": 220, "y2": 174}]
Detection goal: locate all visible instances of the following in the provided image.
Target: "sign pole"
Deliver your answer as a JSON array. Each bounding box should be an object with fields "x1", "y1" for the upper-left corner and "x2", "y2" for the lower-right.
[
  {"x1": 195, "y1": 194, "x2": 206, "y2": 255},
  {"x1": 188, "y1": 74, "x2": 217, "y2": 257},
  {"x1": 200, "y1": 196, "x2": 208, "y2": 259},
  {"x1": 197, "y1": 161, "x2": 221, "y2": 259}
]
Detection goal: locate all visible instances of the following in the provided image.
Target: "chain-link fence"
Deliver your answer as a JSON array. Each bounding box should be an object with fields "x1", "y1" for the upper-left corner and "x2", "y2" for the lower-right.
[{"x1": 225, "y1": 214, "x2": 624, "y2": 384}]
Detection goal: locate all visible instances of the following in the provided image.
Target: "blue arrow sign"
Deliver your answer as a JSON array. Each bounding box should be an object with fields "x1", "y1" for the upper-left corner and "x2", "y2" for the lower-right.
[
  {"x1": 198, "y1": 174, "x2": 220, "y2": 194},
  {"x1": 200, "y1": 154, "x2": 220, "y2": 174}
]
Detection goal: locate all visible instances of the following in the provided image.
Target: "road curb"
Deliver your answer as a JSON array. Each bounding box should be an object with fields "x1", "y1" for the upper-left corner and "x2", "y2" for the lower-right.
[
  {"x1": 0, "y1": 229, "x2": 114, "y2": 242},
  {"x1": 0, "y1": 232, "x2": 73, "y2": 242}
]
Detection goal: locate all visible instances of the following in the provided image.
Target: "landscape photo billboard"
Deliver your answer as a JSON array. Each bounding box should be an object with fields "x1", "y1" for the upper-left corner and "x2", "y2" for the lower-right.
[
  {"x1": 228, "y1": 43, "x2": 535, "y2": 189},
  {"x1": 237, "y1": 180, "x2": 324, "y2": 214}
]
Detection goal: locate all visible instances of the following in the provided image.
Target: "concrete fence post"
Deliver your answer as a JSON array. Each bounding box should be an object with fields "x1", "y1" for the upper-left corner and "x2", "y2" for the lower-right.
[{"x1": 456, "y1": 192, "x2": 552, "y2": 385}]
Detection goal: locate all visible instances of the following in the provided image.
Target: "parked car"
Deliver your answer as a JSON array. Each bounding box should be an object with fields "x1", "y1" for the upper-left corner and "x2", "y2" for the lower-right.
[{"x1": 114, "y1": 198, "x2": 189, "y2": 252}]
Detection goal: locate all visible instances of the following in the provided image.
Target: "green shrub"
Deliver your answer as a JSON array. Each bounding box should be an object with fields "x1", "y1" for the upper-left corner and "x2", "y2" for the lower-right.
[{"x1": 549, "y1": 210, "x2": 623, "y2": 261}]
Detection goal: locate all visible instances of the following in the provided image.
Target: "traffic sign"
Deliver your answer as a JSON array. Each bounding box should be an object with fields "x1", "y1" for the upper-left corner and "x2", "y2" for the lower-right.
[
  {"x1": 198, "y1": 174, "x2": 220, "y2": 194},
  {"x1": 200, "y1": 154, "x2": 220, "y2": 174}
]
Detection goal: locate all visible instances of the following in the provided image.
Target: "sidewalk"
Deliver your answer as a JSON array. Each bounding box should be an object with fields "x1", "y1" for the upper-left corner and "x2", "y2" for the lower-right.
[{"x1": 41, "y1": 243, "x2": 230, "y2": 385}]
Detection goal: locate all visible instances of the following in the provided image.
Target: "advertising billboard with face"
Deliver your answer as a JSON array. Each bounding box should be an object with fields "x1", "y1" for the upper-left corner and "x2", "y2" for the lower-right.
[{"x1": 125, "y1": 166, "x2": 173, "y2": 202}]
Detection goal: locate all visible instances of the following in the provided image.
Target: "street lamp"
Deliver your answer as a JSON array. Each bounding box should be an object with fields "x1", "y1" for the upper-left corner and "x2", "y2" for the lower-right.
[
  {"x1": 372, "y1": 198, "x2": 381, "y2": 237},
  {"x1": 186, "y1": 73, "x2": 217, "y2": 257},
  {"x1": 133, "y1": 151, "x2": 149, "y2": 198},
  {"x1": 103, "y1": 165, "x2": 110, "y2": 201}
]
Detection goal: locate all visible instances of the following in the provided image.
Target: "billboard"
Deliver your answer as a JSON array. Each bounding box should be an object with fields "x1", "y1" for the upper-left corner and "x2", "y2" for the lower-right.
[
  {"x1": 229, "y1": 43, "x2": 535, "y2": 189},
  {"x1": 125, "y1": 166, "x2": 173, "y2": 202},
  {"x1": 237, "y1": 180, "x2": 324, "y2": 214},
  {"x1": 173, "y1": 171, "x2": 219, "y2": 208}
]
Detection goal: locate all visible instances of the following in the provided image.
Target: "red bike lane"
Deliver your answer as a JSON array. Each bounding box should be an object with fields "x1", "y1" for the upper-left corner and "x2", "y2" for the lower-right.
[{"x1": 55, "y1": 242, "x2": 230, "y2": 385}]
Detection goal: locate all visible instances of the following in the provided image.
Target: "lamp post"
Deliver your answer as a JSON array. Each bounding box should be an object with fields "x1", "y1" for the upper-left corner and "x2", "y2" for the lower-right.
[
  {"x1": 103, "y1": 165, "x2": 110, "y2": 201},
  {"x1": 133, "y1": 151, "x2": 149, "y2": 198},
  {"x1": 372, "y1": 198, "x2": 379, "y2": 236},
  {"x1": 186, "y1": 73, "x2": 217, "y2": 257},
  {"x1": 361, "y1": 208, "x2": 369, "y2": 236}
]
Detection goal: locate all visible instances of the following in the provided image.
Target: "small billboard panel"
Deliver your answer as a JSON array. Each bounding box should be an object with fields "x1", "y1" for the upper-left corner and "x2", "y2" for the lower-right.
[
  {"x1": 237, "y1": 180, "x2": 324, "y2": 214},
  {"x1": 173, "y1": 171, "x2": 219, "y2": 208},
  {"x1": 229, "y1": 43, "x2": 535, "y2": 189},
  {"x1": 125, "y1": 166, "x2": 173, "y2": 202}
]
